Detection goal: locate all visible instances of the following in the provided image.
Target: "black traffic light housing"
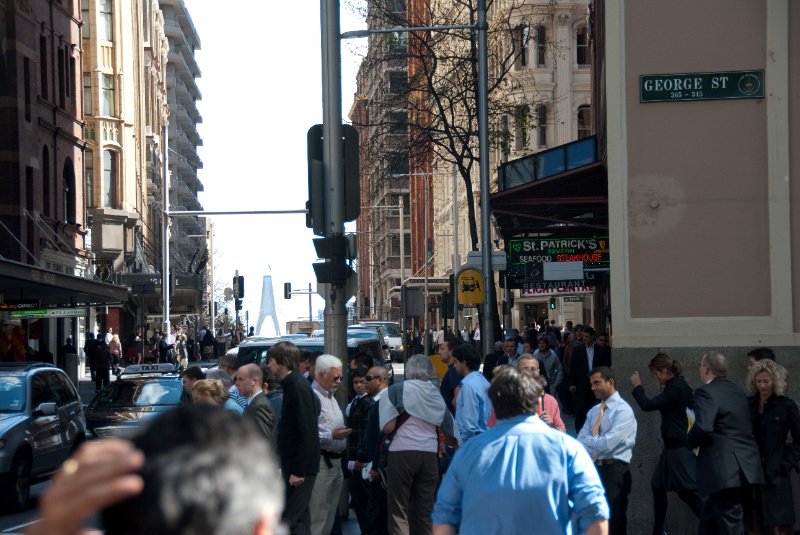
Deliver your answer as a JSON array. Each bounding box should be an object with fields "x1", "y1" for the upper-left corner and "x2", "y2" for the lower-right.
[
  {"x1": 312, "y1": 235, "x2": 354, "y2": 286},
  {"x1": 234, "y1": 298, "x2": 242, "y2": 311},
  {"x1": 549, "y1": 297, "x2": 556, "y2": 310},
  {"x1": 284, "y1": 282, "x2": 292, "y2": 300},
  {"x1": 306, "y1": 124, "x2": 360, "y2": 236}
]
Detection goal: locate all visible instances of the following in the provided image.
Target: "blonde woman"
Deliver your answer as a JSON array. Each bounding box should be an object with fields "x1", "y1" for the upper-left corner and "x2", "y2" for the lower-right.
[
  {"x1": 746, "y1": 359, "x2": 800, "y2": 535},
  {"x1": 191, "y1": 379, "x2": 228, "y2": 407}
]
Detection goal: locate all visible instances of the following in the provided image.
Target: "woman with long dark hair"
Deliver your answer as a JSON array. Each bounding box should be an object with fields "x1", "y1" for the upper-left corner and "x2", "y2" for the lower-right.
[
  {"x1": 745, "y1": 359, "x2": 800, "y2": 535},
  {"x1": 630, "y1": 353, "x2": 702, "y2": 535}
]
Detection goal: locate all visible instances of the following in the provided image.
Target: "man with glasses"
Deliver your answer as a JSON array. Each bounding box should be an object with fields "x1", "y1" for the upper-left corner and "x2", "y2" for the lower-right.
[
  {"x1": 345, "y1": 367, "x2": 375, "y2": 532},
  {"x1": 357, "y1": 366, "x2": 390, "y2": 535},
  {"x1": 309, "y1": 354, "x2": 351, "y2": 535}
]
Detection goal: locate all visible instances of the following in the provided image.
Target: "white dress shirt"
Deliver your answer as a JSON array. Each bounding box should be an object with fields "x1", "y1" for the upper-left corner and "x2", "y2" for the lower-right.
[{"x1": 577, "y1": 391, "x2": 637, "y2": 463}]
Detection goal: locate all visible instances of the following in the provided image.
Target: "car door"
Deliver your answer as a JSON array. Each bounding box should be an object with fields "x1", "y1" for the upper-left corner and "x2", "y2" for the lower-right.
[
  {"x1": 53, "y1": 372, "x2": 84, "y2": 456},
  {"x1": 28, "y1": 371, "x2": 64, "y2": 474}
]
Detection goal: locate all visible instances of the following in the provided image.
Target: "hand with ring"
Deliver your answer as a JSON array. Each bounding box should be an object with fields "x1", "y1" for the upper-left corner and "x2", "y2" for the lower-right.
[{"x1": 25, "y1": 439, "x2": 144, "y2": 535}]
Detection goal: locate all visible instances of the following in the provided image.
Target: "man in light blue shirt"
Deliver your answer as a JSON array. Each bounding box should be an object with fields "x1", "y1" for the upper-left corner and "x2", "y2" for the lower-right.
[
  {"x1": 453, "y1": 344, "x2": 491, "y2": 443},
  {"x1": 577, "y1": 366, "x2": 636, "y2": 535},
  {"x1": 433, "y1": 366, "x2": 609, "y2": 535}
]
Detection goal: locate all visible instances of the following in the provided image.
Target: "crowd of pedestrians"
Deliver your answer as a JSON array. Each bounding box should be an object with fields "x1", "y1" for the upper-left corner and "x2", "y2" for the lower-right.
[{"x1": 28, "y1": 323, "x2": 800, "y2": 535}]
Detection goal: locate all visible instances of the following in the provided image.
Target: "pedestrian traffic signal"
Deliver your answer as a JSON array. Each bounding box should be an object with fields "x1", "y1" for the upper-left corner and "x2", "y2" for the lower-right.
[
  {"x1": 312, "y1": 235, "x2": 354, "y2": 286},
  {"x1": 549, "y1": 297, "x2": 556, "y2": 310},
  {"x1": 284, "y1": 282, "x2": 292, "y2": 300},
  {"x1": 233, "y1": 275, "x2": 245, "y2": 299},
  {"x1": 234, "y1": 298, "x2": 242, "y2": 311}
]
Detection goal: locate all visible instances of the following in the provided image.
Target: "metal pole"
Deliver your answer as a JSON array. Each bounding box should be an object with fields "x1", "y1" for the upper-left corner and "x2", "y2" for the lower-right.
[
  {"x1": 209, "y1": 225, "x2": 215, "y2": 333},
  {"x1": 161, "y1": 124, "x2": 171, "y2": 340},
  {"x1": 423, "y1": 175, "x2": 430, "y2": 356},
  {"x1": 399, "y1": 195, "x2": 405, "y2": 287},
  {"x1": 321, "y1": 0, "x2": 348, "y2": 362},
  {"x1": 452, "y1": 164, "x2": 459, "y2": 332},
  {"x1": 308, "y1": 282, "x2": 313, "y2": 323},
  {"x1": 477, "y1": 0, "x2": 493, "y2": 358}
]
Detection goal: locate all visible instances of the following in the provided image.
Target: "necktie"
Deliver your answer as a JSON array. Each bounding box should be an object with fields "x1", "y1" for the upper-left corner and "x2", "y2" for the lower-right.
[{"x1": 592, "y1": 401, "x2": 607, "y2": 436}]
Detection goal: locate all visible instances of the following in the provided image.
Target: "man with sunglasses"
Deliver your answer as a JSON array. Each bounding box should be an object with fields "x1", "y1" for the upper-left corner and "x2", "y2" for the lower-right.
[{"x1": 309, "y1": 354, "x2": 352, "y2": 535}]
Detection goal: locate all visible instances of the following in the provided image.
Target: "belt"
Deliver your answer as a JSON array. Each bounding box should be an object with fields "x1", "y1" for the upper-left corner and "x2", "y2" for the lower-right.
[{"x1": 594, "y1": 458, "x2": 629, "y2": 467}]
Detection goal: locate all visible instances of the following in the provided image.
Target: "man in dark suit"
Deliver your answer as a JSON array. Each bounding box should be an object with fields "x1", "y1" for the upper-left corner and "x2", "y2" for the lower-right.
[
  {"x1": 568, "y1": 326, "x2": 612, "y2": 432},
  {"x1": 687, "y1": 351, "x2": 764, "y2": 535},
  {"x1": 267, "y1": 341, "x2": 321, "y2": 535},
  {"x1": 236, "y1": 364, "x2": 277, "y2": 446},
  {"x1": 482, "y1": 338, "x2": 518, "y2": 381}
]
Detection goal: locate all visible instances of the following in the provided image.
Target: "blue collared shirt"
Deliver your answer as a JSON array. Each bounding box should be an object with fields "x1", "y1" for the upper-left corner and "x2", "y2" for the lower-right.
[
  {"x1": 433, "y1": 414, "x2": 609, "y2": 534},
  {"x1": 577, "y1": 391, "x2": 637, "y2": 463},
  {"x1": 455, "y1": 371, "x2": 492, "y2": 443}
]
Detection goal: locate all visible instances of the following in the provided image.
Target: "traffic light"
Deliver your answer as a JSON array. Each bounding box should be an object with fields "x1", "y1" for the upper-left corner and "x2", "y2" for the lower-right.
[
  {"x1": 284, "y1": 282, "x2": 292, "y2": 300},
  {"x1": 233, "y1": 275, "x2": 245, "y2": 299},
  {"x1": 306, "y1": 124, "x2": 360, "y2": 236},
  {"x1": 312, "y1": 235, "x2": 355, "y2": 286},
  {"x1": 549, "y1": 297, "x2": 556, "y2": 310},
  {"x1": 214, "y1": 302, "x2": 219, "y2": 316},
  {"x1": 234, "y1": 298, "x2": 242, "y2": 311}
]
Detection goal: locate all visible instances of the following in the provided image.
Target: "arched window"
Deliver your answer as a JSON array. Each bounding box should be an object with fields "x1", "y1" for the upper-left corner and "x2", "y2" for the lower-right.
[
  {"x1": 512, "y1": 25, "x2": 529, "y2": 70},
  {"x1": 103, "y1": 149, "x2": 117, "y2": 208},
  {"x1": 577, "y1": 105, "x2": 591, "y2": 139},
  {"x1": 42, "y1": 146, "x2": 51, "y2": 217},
  {"x1": 576, "y1": 26, "x2": 589, "y2": 66},
  {"x1": 63, "y1": 158, "x2": 76, "y2": 223}
]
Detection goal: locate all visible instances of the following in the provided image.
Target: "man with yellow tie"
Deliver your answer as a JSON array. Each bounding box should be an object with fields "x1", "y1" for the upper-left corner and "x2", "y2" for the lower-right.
[{"x1": 577, "y1": 366, "x2": 637, "y2": 535}]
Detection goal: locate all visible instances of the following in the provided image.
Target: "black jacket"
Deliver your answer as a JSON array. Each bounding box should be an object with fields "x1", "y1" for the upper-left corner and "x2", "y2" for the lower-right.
[
  {"x1": 245, "y1": 392, "x2": 277, "y2": 448},
  {"x1": 482, "y1": 352, "x2": 513, "y2": 382},
  {"x1": 569, "y1": 344, "x2": 612, "y2": 406},
  {"x1": 748, "y1": 394, "x2": 800, "y2": 485},
  {"x1": 277, "y1": 371, "x2": 321, "y2": 477},
  {"x1": 687, "y1": 377, "x2": 764, "y2": 497},
  {"x1": 632, "y1": 376, "x2": 693, "y2": 447}
]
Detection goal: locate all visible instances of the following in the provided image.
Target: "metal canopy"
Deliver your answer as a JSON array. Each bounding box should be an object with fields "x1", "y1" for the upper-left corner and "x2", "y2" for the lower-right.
[
  {"x1": 0, "y1": 259, "x2": 129, "y2": 307},
  {"x1": 490, "y1": 160, "x2": 608, "y2": 239}
]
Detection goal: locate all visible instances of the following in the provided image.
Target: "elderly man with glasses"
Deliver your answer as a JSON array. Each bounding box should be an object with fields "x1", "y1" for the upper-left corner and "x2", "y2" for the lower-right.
[{"x1": 309, "y1": 354, "x2": 352, "y2": 535}]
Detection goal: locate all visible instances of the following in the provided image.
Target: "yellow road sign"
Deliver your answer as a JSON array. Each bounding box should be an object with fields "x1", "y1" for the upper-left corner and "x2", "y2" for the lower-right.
[{"x1": 457, "y1": 268, "x2": 484, "y2": 306}]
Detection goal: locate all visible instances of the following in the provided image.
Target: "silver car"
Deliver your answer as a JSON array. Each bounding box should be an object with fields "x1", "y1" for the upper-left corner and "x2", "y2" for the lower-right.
[{"x1": 0, "y1": 363, "x2": 87, "y2": 511}]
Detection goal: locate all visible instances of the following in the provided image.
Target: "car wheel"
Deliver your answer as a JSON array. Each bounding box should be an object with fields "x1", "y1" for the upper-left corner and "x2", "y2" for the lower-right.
[{"x1": 2, "y1": 452, "x2": 31, "y2": 512}]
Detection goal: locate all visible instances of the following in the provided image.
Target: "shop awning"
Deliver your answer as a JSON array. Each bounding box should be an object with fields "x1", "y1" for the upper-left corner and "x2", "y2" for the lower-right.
[
  {"x1": 0, "y1": 258, "x2": 129, "y2": 307},
  {"x1": 490, "y1": 136, "x2": 608, "y2": 240}
]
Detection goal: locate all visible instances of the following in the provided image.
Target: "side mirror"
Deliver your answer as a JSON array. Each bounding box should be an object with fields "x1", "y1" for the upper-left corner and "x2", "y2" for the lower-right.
[{"x1": 34, "y1": 402, "x2": 57, "y2": 417}]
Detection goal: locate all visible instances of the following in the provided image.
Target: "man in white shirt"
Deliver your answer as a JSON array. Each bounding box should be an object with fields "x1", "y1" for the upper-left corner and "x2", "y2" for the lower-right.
[
  {"x1": 577, "y1": 366, "x2": 637, "y2": 535},
  {"x1": 309, "y1": 354, "x2": 351, "y2": 535}
]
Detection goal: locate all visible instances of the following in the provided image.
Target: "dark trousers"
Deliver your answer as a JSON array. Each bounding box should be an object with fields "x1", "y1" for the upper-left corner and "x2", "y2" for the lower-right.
[
  {"x1": 364, "y1": 478, "x2": 388, "y2": 535},
  {"x1": 282, "y1": 474, "x2": 316, "y2": 535},
  {"x1": 387, "y1": 450, "x2": 438, "y2": 535},
  {"x1": 697, "y1": 487, "x2": 745, "y2": 535},
  {"x1": 653, "y1": 487, "x2": 702, "y2": 535},
  {"x1": 95, "y1": 366, "x2": 110, "y2": 391},
  {"x1": 349, "y1": 475, "x2": 370, "y2": 531},
  {"x1": 597, "y1": 462, "x2": 632, "y2": 535}
]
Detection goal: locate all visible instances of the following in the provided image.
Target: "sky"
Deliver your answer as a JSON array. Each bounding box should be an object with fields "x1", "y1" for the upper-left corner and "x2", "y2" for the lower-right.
[{"x1": 188, "y1": 1, "x2": 367, "y2": 335}]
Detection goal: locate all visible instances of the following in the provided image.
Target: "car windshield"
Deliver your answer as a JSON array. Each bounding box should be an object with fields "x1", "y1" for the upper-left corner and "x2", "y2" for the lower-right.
[
  {"x1": 0, "y1": 376, "x2": 25, "y2": 412},
  {"x1": 348, "y1": 331, "x2": 378, "y2": 339},
  {"x1": 94, "y1": 378, "x2": 182, "y2": 407}
]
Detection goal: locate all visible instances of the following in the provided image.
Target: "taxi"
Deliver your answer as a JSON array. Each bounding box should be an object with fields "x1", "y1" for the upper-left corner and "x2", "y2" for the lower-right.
[{"x1": 84, "y1": 363, "x2": 184, "y2": 438}]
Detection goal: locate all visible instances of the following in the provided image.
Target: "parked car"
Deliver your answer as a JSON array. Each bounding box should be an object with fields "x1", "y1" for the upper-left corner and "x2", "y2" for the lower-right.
[
  {"x1": 84, "y1": 363, "x2": 183, "y2": 440},
  {"x1": 0, "y1": 362, "x2": 87, "y2": 511},
  {"x1": 360, "y1": 321, "x2": 404, "y2": 361},
  {"x1": 235, "y1": 336, "x2": 393, "y2": 381}
]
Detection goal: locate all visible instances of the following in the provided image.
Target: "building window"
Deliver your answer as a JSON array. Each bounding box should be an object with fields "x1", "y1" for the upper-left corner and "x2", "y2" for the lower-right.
[
  {"x1": 389, "y1": 31, "x2": 406, "y2": 56},
  {"x1": 534, "y1": 25, "x2": 546, "y2": 67},
  {"x1": 23, "y1": 58, "x2": 31, "y2": 121},
  {"x1": 388, "y1": 111, "x2": 407, "y2": 135},
  {"x1": 81, "y1": 4, "x2": 90, "y2": 38},
  {"x1": 387, "y1": 0, "x2": 406, "y2": 13},
  {"x1": 512, "y1": 25, "x2": 529, "y2": 70},
  {"x1": 536, "y1": 105, "x2": 547, "y2": 147},
  {"x1": 101, "y1": 74, "x2": 114, "y2": 116},
  {"x1": 577, "y1": 105, "x2": 591, "y2": 139},
  {"x1": 576, "y1": 26, "x2": 589, "y2": 66},
  {"x1": 42, "y1": 146, "x2": 51, "y2": 217},
  {"x1": 389, "y1": 151, "x2": 409, "y2": 176},
  {"x1": 57, "y1": 48, "x2": 65, "y2": 108},
  {"x1": 86, "y1": 151, "x2": 94, "y2": 208},
  {"x1": 389, "y1": 71, "x2": 407, "y2": 94},
  {"x1": 142, "y1": 0, "x2": 151, "y2": 43},
  {"x1": 39, "y1": 36, "x2": 48, "y2": 100},
  {"x1": 103, "y1": 149, "x2": 117, "y2": 208},
  {"x1": 98, "y1": 0, "x2": 113, "y2": 41},
  {"x1": 514, "y1": 105, "x2": 529, "y2": 151},
  {"x1": 83, "y1": 73, "x2": 92, "y2": 116},
  {"x1": 63, "y1": 158, "x2": 76, "y2": 223}
]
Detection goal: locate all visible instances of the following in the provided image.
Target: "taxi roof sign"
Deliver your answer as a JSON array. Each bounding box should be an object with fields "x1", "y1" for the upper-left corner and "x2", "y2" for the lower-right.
[{"x1": 121, "y1": 363, "x2": 176, "y2": 375}]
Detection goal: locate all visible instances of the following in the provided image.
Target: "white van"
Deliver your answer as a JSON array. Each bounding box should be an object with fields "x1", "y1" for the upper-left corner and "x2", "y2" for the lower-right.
[{"x1": 359, "y1": 321, "x2": 404, "y2": 361}]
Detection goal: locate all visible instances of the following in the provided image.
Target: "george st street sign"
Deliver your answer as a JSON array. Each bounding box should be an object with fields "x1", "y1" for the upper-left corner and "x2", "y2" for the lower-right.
[{"x1": 640, "y1": 70, "x2": 764, "y2": 103}]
